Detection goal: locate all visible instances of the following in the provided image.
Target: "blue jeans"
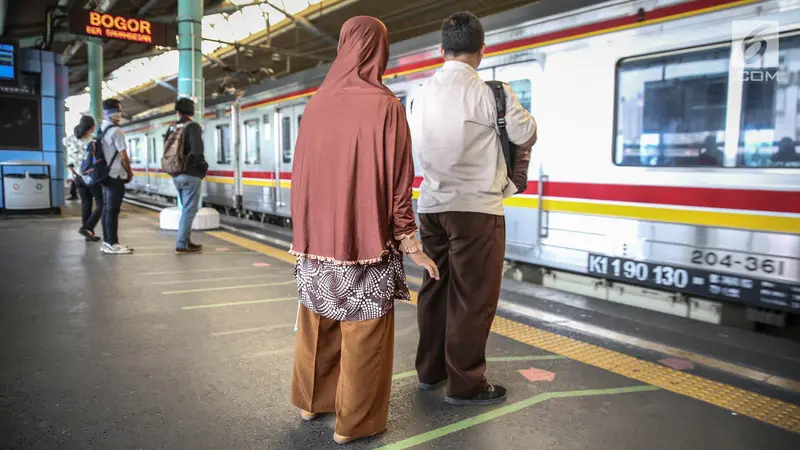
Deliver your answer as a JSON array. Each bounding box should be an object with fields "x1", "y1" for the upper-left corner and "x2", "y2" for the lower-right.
[{"x1": 173, "y1": 174, "x2": 202, "y2": 249}]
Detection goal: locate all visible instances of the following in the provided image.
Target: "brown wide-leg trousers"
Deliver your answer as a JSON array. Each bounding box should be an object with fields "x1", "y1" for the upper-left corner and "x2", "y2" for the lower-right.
[
  {"x1": 291, "y1": 304, "x2": 395, "y2": 438},
  {"x1": 415, "y1": 211, "x2": 505, "y2": 399}
]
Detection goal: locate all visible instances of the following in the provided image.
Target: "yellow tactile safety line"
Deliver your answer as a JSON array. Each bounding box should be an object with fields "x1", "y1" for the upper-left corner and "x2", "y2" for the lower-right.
[
  {"x1": 206, "y1": 231, "x2": 297, "y2": 264},
  {"x1": 490, "y1": 316, "x2": 800, "y2": 433}
]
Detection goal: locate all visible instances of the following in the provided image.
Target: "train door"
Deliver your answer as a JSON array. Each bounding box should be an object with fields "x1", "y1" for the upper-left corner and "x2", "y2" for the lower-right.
[
  {"x1": 260, "y1": 112, "x2": 278, "y2": 213},
  {"x1": 147, "y1": 134, "x2": 157, "y2": 192},
  {"x1": 239, "y1": 113, "x2": 276, "y2": 214},
  {"x1": 275, "y1": 103, "x2": 305, "y2": 218}
]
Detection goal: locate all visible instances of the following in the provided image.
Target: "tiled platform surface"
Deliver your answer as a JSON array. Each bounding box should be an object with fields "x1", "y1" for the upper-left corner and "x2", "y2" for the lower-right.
[{"x1": 0, "y1": 204, "x2": 797, "y2": 449}]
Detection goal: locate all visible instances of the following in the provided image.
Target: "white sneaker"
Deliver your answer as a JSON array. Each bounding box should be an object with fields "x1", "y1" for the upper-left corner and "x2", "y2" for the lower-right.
[{"x1": 101, "y1": 243, "x2": 133, "y2": 254}]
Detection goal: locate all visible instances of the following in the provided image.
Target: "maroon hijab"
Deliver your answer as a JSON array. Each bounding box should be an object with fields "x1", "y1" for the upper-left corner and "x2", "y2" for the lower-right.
[{"x1": 289, "y1": 16, "x2": 417, "y2": 264}]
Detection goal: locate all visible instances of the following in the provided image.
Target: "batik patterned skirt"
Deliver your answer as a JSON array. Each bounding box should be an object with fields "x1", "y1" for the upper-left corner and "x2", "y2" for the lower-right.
[{"x1": 295, "y1": 251, "x2": 410, "y2": 321}]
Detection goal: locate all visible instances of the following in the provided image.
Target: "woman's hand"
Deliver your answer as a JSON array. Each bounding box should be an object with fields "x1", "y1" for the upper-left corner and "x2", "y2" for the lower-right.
[{"x1": 407, "y1": 251, "x2": 439, "y2": 280}]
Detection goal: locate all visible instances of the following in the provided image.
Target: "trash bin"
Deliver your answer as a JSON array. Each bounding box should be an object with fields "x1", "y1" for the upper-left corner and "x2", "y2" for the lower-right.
[{"x1": 0, "y1": 160, "x2": 52, "y2": 213}]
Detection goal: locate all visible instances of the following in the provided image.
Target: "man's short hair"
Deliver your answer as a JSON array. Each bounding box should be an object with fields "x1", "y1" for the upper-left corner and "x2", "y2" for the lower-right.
[
  {"x1": 441, "y1": 12, "x2": 484, "y2": 56},
  {"x1": 175, "y1": 97, "x2": 195, "y2": 117},
  {"x1": 102, "y1": 98, "x2": 122, "y2": 111}
]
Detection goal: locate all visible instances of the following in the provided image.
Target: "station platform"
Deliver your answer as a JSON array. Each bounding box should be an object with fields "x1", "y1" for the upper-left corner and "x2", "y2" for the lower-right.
[{"x1": 0, "y1": 204, "x2": 798, "y2": 449}]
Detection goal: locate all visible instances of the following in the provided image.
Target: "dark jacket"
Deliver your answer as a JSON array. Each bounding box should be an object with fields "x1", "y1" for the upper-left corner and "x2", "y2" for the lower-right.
[{"x1": 168, "y1": 116, "x2": 208, "y2": 179}]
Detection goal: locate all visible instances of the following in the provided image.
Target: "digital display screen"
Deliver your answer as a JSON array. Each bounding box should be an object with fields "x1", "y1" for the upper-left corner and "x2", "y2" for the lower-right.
[
  {"x1": 0, "y1": 44, "x2": 15, "y2": 81},
  {"x1": 68, "y1": 9, "x2": 176, "y2": 47}
]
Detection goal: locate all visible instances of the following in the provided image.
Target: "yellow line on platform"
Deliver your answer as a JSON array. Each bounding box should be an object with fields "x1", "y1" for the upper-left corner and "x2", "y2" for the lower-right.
[
  {"x1": 207, "y1": 231, "x2": 297, "y2": 264},
  {"x1": 203, "y1": 228, "x2": 800, "y2": 433},
  {"x1": 490, "y1": 317, "x2": 800, "y2": 433},
  {"x1": 498, "y1": 302, "x2": 800, "y2": 393}
]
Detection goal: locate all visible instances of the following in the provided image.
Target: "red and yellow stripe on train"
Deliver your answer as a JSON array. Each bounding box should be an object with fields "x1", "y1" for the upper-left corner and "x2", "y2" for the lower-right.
[{"x1": 133, "y1": 167, "x2": 799, "y2": 235}]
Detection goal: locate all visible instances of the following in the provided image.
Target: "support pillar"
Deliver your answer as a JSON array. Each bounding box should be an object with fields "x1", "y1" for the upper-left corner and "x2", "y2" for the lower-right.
[
  {"x1": 87, "y1": 40, "x2": 103, "y2": 124},
  {"x1": 177, "y1": 0, "x2": 204, "y2": 123},
  {"x1": 160, "y1": 0, "x2": 219, "y2": 231}
]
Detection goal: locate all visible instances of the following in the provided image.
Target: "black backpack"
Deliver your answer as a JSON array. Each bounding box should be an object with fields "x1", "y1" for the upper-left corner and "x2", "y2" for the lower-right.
[
  {"x1": 486, "y1": 81, "x2": 516, "y2": 177},
  {"x1": 80, "y1": 124, "x2": 119, "y2": 186}
]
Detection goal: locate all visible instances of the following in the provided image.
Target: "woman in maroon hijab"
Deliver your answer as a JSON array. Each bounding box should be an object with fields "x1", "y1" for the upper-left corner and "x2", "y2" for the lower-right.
[{"x1": 289, "y1": 16, "x2": 438, "y2": 444}]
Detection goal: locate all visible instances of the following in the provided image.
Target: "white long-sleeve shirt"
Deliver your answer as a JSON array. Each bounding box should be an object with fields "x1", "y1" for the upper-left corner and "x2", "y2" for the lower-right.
[{"x1": 408, "y1": 61, "x2": 536, "y2": 216}]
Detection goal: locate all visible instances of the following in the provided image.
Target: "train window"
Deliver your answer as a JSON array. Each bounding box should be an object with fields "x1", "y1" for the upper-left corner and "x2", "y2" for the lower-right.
[
  {"x1": 244, "y1": 119, "x2": 260, "y2": 164},
  {"x1": 508, "y1": 80, "x2": 532, "y2": 113},
  {"x1": 262, "y1": 114, "x2": 271, "y2": 141},
  {"x1": 216, "y1": 124, "x2": 231, "y2": 164},
  {"x1": 494, "y1": 62, "x2": 542, "y2": 113},
  {"x1": 127, "y1": 138, "x2": 142, "y2": 164},
  {"x1": 281, "y1": 116, "x2": 291, "y2": 163},
  {"x1": 397, "y1": 95, "x2": 406, "y2": 110},
  {"x1": 615, "y1": 46, "x2": 730, "y2": 167},
  {"x1": 737, "y1": 34, "x2": 800, "y2": 168}
]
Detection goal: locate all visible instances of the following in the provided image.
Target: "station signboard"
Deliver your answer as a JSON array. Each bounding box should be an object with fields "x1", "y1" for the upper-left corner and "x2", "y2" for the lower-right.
[{"x1": 68, "y1": 10, "x2": 176, "y2": 47}]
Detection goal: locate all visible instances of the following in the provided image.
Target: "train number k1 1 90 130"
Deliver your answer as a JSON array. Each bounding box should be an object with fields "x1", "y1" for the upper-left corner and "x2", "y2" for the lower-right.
[{"x1": 587, "y1": 254, "x2": 800, "y2": 313}]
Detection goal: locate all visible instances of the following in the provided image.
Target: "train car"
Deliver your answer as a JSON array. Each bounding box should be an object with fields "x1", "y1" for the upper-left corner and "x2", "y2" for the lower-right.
[{"x1": 123, "y1": 0, "x2": 800, "y2": 329}]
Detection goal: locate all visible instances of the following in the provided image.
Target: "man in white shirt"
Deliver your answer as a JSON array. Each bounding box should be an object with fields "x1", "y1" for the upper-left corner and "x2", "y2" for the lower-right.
[
  {"x1": 99, "y1": 98, "x2": 135, "y2": 255},
  {"x1": 409, "y1": 12, "x2": 537, "y2": 406}
]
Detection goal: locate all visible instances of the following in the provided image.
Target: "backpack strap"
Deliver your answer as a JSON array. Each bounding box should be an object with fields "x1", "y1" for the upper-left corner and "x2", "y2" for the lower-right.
[
  {"x1": 100, "y1": 123, "x2": 121, "y2": 167},
  {"x1": 486, "y1": 81, "x2": 513, "y2": 176},
  {"x1": 98, "y1": 123, "x2": 118, "y2": 139}
]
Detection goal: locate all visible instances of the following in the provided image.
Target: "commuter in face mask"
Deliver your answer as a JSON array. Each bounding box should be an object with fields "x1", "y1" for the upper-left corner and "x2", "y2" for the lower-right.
[{"x1": 98, "y1": 99, "x2": 135, "y2": 255}]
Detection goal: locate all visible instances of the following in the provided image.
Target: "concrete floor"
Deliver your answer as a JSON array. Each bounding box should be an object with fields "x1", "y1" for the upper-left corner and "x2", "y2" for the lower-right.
[{"x1": 0, "y1": 204, "x2": 797, "y2": 449}]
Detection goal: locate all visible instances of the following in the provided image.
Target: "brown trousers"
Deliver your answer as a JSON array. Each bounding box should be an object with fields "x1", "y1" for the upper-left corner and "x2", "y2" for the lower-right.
[
  {"x1": 291, "y1": 304, "x2": 395, "y2": 438},
  {"x1": 415, "y1": 212, "x2": 505, "y2": 398}
]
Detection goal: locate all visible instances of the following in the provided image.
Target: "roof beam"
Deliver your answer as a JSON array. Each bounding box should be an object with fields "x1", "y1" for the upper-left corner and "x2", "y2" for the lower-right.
[
  {"x1": 151, "y1": 78, "x2": 177, "y2": 92},
  {"x1": 201, "y1": 37, "x2": 331, "y2": 62},
  {"x1": 137, "y1": 0, "x2": 162, "y2": 15},
  {"x1": 148, "y1": 2, "x2": 255, "y2": 24},
  {"x1": 263, "y1": 1, "x2": 339, "y2": 47}
]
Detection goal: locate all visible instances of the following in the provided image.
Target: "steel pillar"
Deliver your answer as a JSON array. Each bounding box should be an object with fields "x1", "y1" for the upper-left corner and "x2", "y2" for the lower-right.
[
  {"x1": 177, "y1": 0, "x2": 204, "y2": 124},
  {"x1": 231, "y1": 100, "x2": 242, "y2": 210},
  {"x1": 87, "y1": 39, "x2": 103, "y2": 123}
]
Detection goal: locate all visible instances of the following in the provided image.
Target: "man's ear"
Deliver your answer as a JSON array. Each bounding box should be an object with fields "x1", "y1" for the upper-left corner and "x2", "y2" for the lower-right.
[{"x1": 440, "y1": 45, "x2": 446, "y2": 59}]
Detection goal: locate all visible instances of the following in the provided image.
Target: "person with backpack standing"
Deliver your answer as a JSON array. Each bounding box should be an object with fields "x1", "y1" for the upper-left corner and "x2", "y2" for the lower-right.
[
  {"x1": 163, "y1": 97, "x2": 207, "y2": 254},
  {"x1": 407, "y1": 12, "x2": 537, "y2": 406},
  {"x1": 63, "y1": 114, "x2": 102, "y2": 242},
  {"x1": 99, "y1": 98, "x2": 135, "y2": 255}
]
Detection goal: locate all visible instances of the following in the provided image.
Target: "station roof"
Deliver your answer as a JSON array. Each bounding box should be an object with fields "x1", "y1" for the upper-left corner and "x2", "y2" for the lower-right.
[{"x1": 4, "y1": 0, "x2": 541, "y2": 119}]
